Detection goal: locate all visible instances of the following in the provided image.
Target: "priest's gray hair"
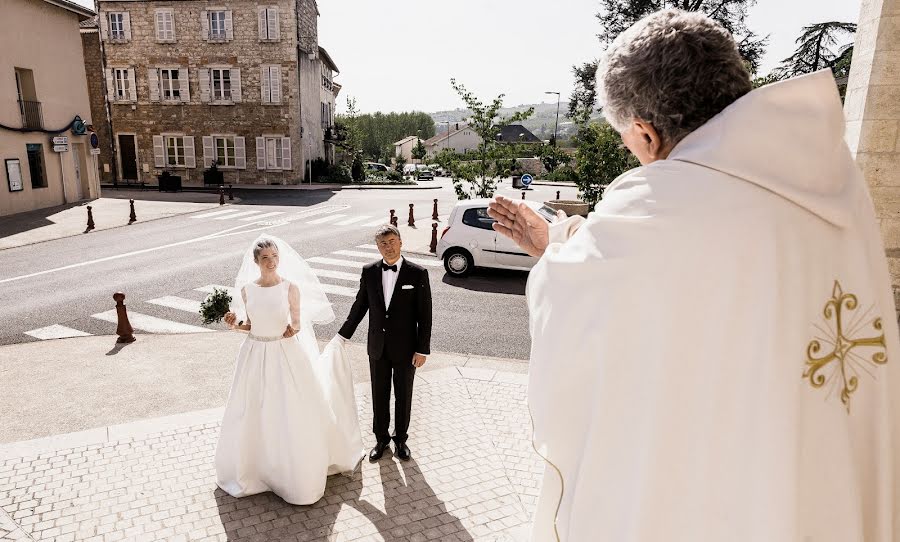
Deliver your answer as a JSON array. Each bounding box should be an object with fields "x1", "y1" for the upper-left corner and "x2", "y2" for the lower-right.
[
  {"x1": 252, "y1": 238, "x2": 278, "y2": 262},
  {"x1": 596, "y1": 9, "x2": 752, "y2": 147}
]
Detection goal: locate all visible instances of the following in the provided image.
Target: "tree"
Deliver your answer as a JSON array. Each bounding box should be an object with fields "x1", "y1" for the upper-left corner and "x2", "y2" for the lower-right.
[
  {"x1": 539, "y1": 144, "x2": 572, "y2": 174},
  {"x1": 773, "y1": 22, "x2": 855, "y2": 98},
  {"x1": 574, "y1": 122, "x2": 640, "y2": 210},
  {"x1": 569, "y1": 0, "x2": 766, "y2": 123},
  {"x1": 351, "y1": 111, "x2": 435, "y2": 161},
  {"x1": 394, "y1": 154, "x2": 407, "y2": 174},
  {"x1": 411, "y1": 139, "x2": 427, "y2": 164},
  {"x1": 444, "y1": 79, "x2": 534, "y2": 200}
]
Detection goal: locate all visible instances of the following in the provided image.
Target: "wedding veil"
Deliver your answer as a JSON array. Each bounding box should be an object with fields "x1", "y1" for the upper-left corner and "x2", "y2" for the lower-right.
[{"x1": 231, "y1": 234, "x2": 336, "y2": 327}]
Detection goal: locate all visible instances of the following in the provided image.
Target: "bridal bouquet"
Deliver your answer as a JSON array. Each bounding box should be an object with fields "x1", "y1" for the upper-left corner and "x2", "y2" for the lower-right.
[{"x1": 200, "y1": 288, "x2": 232, "y2": 325}]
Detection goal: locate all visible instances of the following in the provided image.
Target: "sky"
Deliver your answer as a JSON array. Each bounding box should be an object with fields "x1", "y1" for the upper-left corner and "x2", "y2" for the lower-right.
[{"x1": 73, "y1": 0, "x2": 861, "y2": 114}]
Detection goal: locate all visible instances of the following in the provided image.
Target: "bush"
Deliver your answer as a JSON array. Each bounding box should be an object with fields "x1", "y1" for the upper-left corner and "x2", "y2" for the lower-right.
[
  {"x1": 351, "y1": 155, "x2": 365, "y2": 183},
  {"x1": 314, "y1": 162, "x2": 352, "y2": 183},
  {"x1": 543, "y1": 166, "x2": 577, "y2": 182},
  {"x1": 311, "y1": 158, "x2": 329, "y2": 181}
]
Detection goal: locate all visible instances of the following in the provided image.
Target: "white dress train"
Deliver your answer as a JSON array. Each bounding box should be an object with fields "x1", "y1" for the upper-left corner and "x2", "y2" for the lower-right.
[{"x1": 214, "y1": 281, "x2": 364, "y2": 505}]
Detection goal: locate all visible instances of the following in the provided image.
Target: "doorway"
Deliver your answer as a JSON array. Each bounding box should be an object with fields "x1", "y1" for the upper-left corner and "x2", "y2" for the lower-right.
[
  {"x1": 118, "y1": 134, "x2": 138, "y2": 181},
  {"x1": 72, "y1": 142, "x2": 90, "y2": 200}
]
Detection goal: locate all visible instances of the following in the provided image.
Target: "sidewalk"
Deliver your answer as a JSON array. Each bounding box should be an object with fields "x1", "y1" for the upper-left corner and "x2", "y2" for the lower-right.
[
  {"x1": 0, "y1": 333, "x2": 540, "y2": 541},
  {"x1": 101, "y1": 180, "x2": 444, "y2": 192}
]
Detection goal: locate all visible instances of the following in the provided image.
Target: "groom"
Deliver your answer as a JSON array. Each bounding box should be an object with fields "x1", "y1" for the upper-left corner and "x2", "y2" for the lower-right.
[{"x1": 338, "y1": 224, "x2": 432, "y2": 462}]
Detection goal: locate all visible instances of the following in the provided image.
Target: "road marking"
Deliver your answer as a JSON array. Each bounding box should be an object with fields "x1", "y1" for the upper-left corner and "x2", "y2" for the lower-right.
[
  {"x1": 146, "y1": 296, "x2": 202, "y2": 314},
  {"x1": 213, "y1": 210, "x2": 261, "y2": 220},
  {"x1": 195, "y1": 285, "x2": 238, "y2": 297},
  {"x1": 191, "y1": 209, "x2": 243, "y2": 219},
  {"x1": 306, "y1": 214, "x2": 347, "y2": 225},
  {"x1": 24, "y1": 325, "x2": 92, "y2": 340},
  {"x1": 356, "y1": 244, "x2": 379, "y2": 250},
  {"x1": 334, "y1": 215, "x2": 373, "y2": 226},
  {"x1": 310, "y1": 268, "x2": 361, "y2": 282},
  {"x1": 240, "y1": 211, "x2": 285, "y2": 222},
  {"x1": 281, "y1": 205, "x2": 350, "y2": 223},
  {"x1": 362, "y1": 218, "x2": 389, "y2": 227},
  {"x1": 92, "y1": 310, "x2": 211, "y2": 334},
  {"x1": 307, "y1": 257, "x2": 367, "y2": 269},
  {"x1": 317, "y1": 253, "x2": 442, "y2": 268},
  {"x1": 334, "y1": 250, "x2": 387, "y2": 260},
  {"x1": 320, "y1": 283, "x2": 357, "y2": 297}
]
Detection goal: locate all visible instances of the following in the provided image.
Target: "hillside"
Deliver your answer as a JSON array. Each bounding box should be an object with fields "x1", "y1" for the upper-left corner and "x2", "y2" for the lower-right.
[{"x1": 428, "y1": 101, "x2": 600, "y2": 140}]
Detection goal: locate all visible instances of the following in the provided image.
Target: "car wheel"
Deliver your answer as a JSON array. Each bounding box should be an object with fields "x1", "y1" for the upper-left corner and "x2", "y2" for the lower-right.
[{"x1": 444, "y1": 249, "x2": 473, "y2": 277}]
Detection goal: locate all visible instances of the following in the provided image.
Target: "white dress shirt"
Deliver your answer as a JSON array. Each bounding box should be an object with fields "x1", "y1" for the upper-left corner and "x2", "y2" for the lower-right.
[{"x1": 381, "y1": 257, "x2": 403, "y2": 309}]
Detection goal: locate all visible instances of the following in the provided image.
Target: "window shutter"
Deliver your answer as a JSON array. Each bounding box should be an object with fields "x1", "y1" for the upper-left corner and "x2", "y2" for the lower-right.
[
  {"x1": 153, "y1": 135, "x2": 165, "y2": 168},
  {"x1": 256, "y1": 137, "x2": 266, "y2": 170},
  {"x1": 235, "y1": 137, "x2": 246, "y2": 169},
  {"x1": 148, "y1": 69, "x2": 160, "y2": 102},
  {"x1": 270, "y1": 66, "x2": 281, "y2": 104},
  {"x1": 260, "y1": 66, "x2": 270, "y2": 103},
  {"x1": 155, "y1": 11, "x2": 164, "y2": 41},
  {"x1": 168, "y1": 11, "x2": 176, "y2": 41},
  {"x1": 199, "y1": 68, "x2": 210, "y2": 103},
  {"x1": 184, "y1": 136, "x2": 196, "y2": 168},
  {"x1": 127, "y1": 69, "x2": 137, "y2": 101},
  {"x1": 281, "y1": 137, "x2": 291, "y2": 170},
  {"x1": 267, "y1": 8, "x2": 279, "y2": 41},
  {"x1": 225, "y1": 10, "x2": 233, "y2": 41},
  {"x1": 257, "y1": 7, "x2": 267, "y2": 40},
  {"x1": 202, "y1": 136, "x2": 214, "y2": 168},
  {"x1": 100, "y1": 13, "x2": 109, "y2": 40},
  {"x1": 179, "y1": 69, "x2": 190, "y2": 102},
  {"x1": 105, "y1": 68, "x2": 115, "y2": 101},
  {"x1": 200, "y1": 11, "x2": 209, "y2": 41},
  {"x1": 123, "y1": 13, "x2": 131, "y2": 40},
  {"x1": 231, "y1": 68, "x2": 241, "y2": 103}
]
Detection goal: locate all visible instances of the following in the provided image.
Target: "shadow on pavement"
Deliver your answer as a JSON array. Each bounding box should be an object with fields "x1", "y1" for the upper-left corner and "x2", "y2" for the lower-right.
[
  {"x1": 104, "y1": 341, "x2": 132, "y2": 356},
  {"x1": 441, "y1": 268, "x2": 528, "y2": 296},
  {"x1": 0, "y1": 201, "x2": 90, "y2": 239}
]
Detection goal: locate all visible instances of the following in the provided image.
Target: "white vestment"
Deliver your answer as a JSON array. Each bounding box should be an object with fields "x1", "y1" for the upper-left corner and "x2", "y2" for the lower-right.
[{"x1": 527, "y1": 70, "x2": 900, "y2": 541}]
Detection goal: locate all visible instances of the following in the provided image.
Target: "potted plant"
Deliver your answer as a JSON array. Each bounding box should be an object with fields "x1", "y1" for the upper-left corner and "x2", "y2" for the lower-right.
[{"x1": 204, "y1": 160, "x2": 224, "y2": 185}]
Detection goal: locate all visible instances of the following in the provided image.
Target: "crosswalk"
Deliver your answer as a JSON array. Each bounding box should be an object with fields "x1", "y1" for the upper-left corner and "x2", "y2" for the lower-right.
[
  {"x1": 22, "y1": 244, "x2": 443, "y2": 342},
  {"x1": 189, "y1": 204, "x2": 391, "y2": 228}
]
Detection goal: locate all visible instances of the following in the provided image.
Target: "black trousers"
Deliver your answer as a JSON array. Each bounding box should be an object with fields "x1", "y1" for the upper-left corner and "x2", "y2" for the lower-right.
[{"x1": 369, "y1": 356, "x2": 416, "y2": 445}]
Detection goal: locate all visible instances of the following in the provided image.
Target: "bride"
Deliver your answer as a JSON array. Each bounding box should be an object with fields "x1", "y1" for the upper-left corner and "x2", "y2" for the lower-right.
[{"x1": 215, "y1": 235, "x2": 364, "y2": 505}]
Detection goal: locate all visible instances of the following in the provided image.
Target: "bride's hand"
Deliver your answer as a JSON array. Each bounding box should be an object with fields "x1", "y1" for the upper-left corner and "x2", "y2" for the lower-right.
[
  {"x1": 224, "y1": 312, "x2": 237, "y2": 329},
  {"x1": 283, "y1": 324, "x2": 299, "y2": 338}
]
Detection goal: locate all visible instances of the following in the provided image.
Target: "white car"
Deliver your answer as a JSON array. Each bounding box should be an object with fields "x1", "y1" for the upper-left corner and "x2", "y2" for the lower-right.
[{"x1": 436, "y1": 199, "x2": 557, "y2": 277}]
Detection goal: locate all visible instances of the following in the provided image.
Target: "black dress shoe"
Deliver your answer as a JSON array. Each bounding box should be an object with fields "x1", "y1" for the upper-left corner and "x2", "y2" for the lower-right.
[
  {"x1": 369, "y1": 442, "x2": 389, "y2": 462},
  {"x1": 396, "y1": 443, "x2": 411, "y2": 462}
]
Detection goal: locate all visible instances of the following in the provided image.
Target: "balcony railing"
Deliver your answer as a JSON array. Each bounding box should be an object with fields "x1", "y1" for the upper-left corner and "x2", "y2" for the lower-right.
[{"x1": 18, "y1": 100, "x2": 43, "y2": 130}]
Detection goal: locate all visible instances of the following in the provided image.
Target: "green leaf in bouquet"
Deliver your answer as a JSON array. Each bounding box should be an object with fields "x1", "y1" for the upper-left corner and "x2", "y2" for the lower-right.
[{"x1": 200, "y1": 288, "x2": 233, "y2": 325}]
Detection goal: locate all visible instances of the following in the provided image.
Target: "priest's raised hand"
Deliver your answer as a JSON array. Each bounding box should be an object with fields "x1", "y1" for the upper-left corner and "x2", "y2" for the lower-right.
[{"x1": 488, "y1": 196, "x2": 554, "y2": 257}]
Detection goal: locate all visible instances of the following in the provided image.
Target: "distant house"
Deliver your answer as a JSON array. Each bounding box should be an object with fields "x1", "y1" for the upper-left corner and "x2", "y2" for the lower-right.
[
  {"x1": 393, "y1": 136, "x2": 421, "y2": 163},
  {"x1": 497, "y1": 124, "x2": 541, "y2": 144},
  {"x1": 424, "y1": 123, "x2": 481, "y2": 156}
]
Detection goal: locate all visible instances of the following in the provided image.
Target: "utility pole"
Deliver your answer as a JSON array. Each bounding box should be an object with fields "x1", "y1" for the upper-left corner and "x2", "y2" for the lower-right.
[{"x1": 545, "y1": 91, "x2": 561, "y2": 146}]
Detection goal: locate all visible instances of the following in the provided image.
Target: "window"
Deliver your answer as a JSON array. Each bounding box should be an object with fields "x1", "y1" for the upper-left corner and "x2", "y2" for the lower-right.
[
  {"x1": 258, "y1": 7, "x2": 279, "y2": 40},
  {"x1": 155, "y1": 9, "x2": 175, "y2": 42},
  {"x1": 26, "y1": 144, "x2": 46, "y2": 189},
  {"x1": 113, "y1": 68, "x2": 131, "y2": 100},
  {"x1": 165, "y1": 136, "x2": 186, "y2": 167},
  {"x1": 256, "y1": 136, "x2": 291, "y2": 170},
  {"x1": 215, "y1": 136, "x2": 236, "y2": 167},
  {"x1": 160, "y1": 68, "x2": 180, "y2": 101},
  {"x1": 211, "y1": 68, "x2": 231, "y2": 101},
  {"x1": 260, "y1": 66, "x2": 281, "y2": 103},
  {"x1": 109, "y1": 13, "x2": 125, "y2": 40},
  {"x1": 462, "y1": 208, "x2": 495, "y2": 231},
  {"x1": 265, "y1": 137, "x2": 283, "y2": 169},
  {"x1": 208, "y1": 10, "x2": 226, "y2": 40}
]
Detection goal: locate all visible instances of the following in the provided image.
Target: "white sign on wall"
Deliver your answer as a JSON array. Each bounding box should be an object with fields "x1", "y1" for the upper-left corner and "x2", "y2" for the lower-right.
[
  {"x1": 51, "y1": 136, "x2": 68, "y2": 145},
  {"x1": 53, "y1": 144, "x2": 69, "y2": 153}
]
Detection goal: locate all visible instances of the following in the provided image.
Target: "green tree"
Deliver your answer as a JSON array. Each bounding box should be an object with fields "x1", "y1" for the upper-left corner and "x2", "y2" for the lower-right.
[
  {"x1": 539, "y1": 144, "x2": 572, "y2": 174},
  {"x1": 352, "y1": 111, "x2": 435, "y2": 160},
  {"x1": 574, "y1": 122, "x2": 640, "y2": 210},
  {"x1": 411, "y1": 139, "x2": 427, "y2": 164},
  {"x1": 444, "y1": 79, "x2": 534, "y2": 200},
  {"x1": 394, "y1": 154, "x2": 407, "y2": 173},
  {"x1": 773, "y1": 22, "x2": 855, "y2": 98}
]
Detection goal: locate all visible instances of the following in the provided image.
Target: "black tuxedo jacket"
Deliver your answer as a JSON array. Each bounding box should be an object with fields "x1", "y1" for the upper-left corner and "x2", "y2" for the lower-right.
[{"x1": 338, "y1": 258, "x2": 432, "y2": 363}]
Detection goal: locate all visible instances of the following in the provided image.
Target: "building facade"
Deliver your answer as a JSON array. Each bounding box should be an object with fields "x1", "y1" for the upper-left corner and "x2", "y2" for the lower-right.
[
  {"x1": 90, "y1": 0, "x2": 339, "y2": 186},
  {"x1": 425, "y1": 123, "x2": 481, "y2": 157},
  {"x1": 1, "y1": 0, "x2": 100, "y2": 217}
]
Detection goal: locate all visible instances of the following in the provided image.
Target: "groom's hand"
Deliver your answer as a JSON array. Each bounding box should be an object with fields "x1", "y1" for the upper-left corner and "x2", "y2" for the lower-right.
[{"x1": 412, "y1": 353, "x2": 427, "y2": 368}]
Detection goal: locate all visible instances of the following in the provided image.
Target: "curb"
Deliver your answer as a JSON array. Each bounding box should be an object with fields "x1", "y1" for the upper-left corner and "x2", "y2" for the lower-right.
[{"x1": 101, "y1": 183, "x2": 444, "y2": 192}]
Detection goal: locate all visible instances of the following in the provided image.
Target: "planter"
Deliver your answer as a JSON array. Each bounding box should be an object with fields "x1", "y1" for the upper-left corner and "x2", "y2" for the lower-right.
[
  {"x1": 158, "y1": 173, "x2": 182, "y2": 192},
  {"x1": 203, "y1": 169, "x2": 224, "y2": 185},
  {"x1": 544, "y1": 199, "x2": 590, "y2": 217}
]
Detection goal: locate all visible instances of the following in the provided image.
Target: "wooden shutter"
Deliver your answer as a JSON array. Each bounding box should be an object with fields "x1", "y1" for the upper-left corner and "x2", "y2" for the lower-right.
[
  {"x1": 256, "y1": 137, "x2": 266, "y2": 170},
  {"x1": 155, "y1": 11, "x2": 165, "y2": 41},
  {"x1": 231, "y1": 68, "x2": 241, "y2": 103},
  {"x1": 257, "y1": 7, "x2": 267, "y2": 40},
  {"x1": 100, "y1": 13, "x2": 109, "y2": 40},
  {"x1": 199, "y1": 68, "x2": 210, "y2": 103},
  {"x1": 122, "y1": 12, "x2": 131, "y2": 40},
  {"x1": 179, "y1": 69, "x2": 190, "y2": 102},
  {"x1": 202, "y1": 136, "x2": 215, "y2": 168},
  {"x1": 269, "y1": 66, "x2": 281, "y2": 104},
  {"x1": 126, "y1": 69, "x2": 137, "y2": 101},
  {"x1": 225, "y1": 10, "x2": 233, "y2": 41},
  {"x1": 235, "y1": 137, "x2": 246, "y2": 169},
  {"x1": 148, "y1": 69, "x2": 160, "y2": 102},
  {"x1": 184, "y1": 136, "x2": 196, "y2": 168},
  {"x1": 267, "y1": 7, "x2": 279, "y2": 41},
  {"x1": 153, "y1": 135, "x2": 165, "y2": 168},
  {"x1": 167, "y1": 11, "x2": 176, "y2": 41},
  {"x1": 105, "y1": 68, "x2": 115, "y2": 101},
  {"x1": 281, "y1": 138, "x2": 291, "y2": 170},
  {"x1": 200, "y1": 10, "x2": 209, "y2": 40},
  {"x1": 260, "y1": 66, "x2": 270, "y2": 103}
]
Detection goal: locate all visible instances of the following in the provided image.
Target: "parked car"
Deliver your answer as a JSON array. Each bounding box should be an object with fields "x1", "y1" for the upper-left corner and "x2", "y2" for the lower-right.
[
  {"x1": 416, "y1": 168, "x2": 435, "y2": 181},
  {"x1": 364, "y1": 162, "x2": 389, "y2": 173},
  {"x1": 437, "y1": 199, "x2": 558, "y2": 277}
]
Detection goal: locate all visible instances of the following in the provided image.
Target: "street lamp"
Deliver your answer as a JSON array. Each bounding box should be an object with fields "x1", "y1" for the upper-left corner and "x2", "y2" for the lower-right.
[
  {"x1": 545, "y1": 91, "x2": 560, "y2": 146},
  {"x1": 443, "y1": 120, "x2": 452, "y2": 153}
]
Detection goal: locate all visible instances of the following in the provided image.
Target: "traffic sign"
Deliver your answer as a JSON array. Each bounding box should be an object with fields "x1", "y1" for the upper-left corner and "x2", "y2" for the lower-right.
[
  {"x1": 53, "y1": 144, "x2": 69, "y2": 152},
  {"x1": 521, "y1": 174, "x2": 533, "y2": 187},
  {"x1": 90, "y1": 132, "x2": 99, "y2": 149},
  {"x1": 52, "y1": 136, "x2": 68, "y2": 145},
  {"x1": 90, "y1": 148, "x2": 101, "y2": 155}
]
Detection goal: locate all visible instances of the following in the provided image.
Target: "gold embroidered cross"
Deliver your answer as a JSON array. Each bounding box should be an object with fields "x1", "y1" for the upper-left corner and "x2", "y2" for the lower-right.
[{"x1": 804, "y1": 281, "x2": 887, "y2": 412}]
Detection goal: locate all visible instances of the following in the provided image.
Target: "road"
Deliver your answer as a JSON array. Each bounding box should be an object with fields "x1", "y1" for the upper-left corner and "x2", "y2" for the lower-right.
[{"x1": 0, "y1": 179, "x2": 577, "y2": 360}]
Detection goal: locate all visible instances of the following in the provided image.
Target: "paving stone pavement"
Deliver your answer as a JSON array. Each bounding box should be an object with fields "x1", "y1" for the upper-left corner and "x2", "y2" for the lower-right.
[{"x1": 0, "y1": 368, "x2": 544, "y2": 542}]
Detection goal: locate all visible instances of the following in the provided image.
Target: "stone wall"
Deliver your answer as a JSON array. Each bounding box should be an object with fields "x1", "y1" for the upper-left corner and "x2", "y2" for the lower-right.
[{"x1": 81, "y1": 27, "x2": 116, "y2": 185}]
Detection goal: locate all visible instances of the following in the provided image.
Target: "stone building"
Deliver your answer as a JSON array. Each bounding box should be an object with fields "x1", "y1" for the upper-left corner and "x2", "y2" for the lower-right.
[
  {"x1": 1, "y1": 0, "x2": 100, "y2": 216},
  {"x1": 87, "y1": 0, "x2": 340, "y2": 186}
]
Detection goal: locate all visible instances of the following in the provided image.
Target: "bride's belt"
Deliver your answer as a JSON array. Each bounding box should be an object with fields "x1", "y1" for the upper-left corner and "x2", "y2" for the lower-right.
[{"x1": 248, "y1": 334, "x2": 284, "y2": 342}]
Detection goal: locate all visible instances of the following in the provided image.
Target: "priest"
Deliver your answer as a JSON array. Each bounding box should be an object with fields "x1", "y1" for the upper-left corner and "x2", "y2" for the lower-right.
[{"x1": 489, "y1": 9, "x2": 900, "y2": 542}]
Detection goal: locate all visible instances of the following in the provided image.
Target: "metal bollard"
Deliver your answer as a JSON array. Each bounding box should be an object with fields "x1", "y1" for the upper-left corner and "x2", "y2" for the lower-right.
[
  {"x1": 389, "y1": 209, "x2": 395, "y2": 225},
  {"x1": 430, "y1": 223, "x2": 438, "y2": 254},
  {"x1": 522, "y1": 191, "x2": 526, "y2": 200},
  {"x1": 113, "y1": 292, "x2": 136, "y2": 344},
  {"x1": 218, "y1": 185, "x2": 225, "y2": 205},
  {"x1": 129, "y1": 199, "x2": 137, "y2": 224},
  {"x1": 432, "y1": 199, "x2": 439, "y2": 221},
  {"x1": 556, "y1": 190, "x2": 560, "y2": 200},
  {"x1": 85, "y1": 205, "x2": 95, "y2": 233},
  {"x1": 408, "y1": 204, "x2": 415, "y2": 227},
  {"x1": 228, "y1": 184, "x2": 234, "y2": 201}
]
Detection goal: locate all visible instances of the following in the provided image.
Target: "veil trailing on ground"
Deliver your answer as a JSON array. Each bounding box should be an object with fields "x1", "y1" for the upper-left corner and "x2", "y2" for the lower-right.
[{"x1": 231, "y1": 234, "x2": 335, "y2": 327}]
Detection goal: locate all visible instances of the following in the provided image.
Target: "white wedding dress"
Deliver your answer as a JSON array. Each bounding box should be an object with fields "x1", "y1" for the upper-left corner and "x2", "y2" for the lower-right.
[{"x1": 214, "y1": 281, "x2": 364, "y2": 505}]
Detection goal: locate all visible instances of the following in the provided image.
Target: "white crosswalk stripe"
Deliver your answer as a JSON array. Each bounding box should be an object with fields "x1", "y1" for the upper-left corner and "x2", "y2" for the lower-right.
[
  {"x1": 306, "y1": 214, "x2": 347, "y2": 225},
  {"x1": 362, "y1": 218, "x2": 390, "y2": 227},
  {"x1": 146, "y1": 296, "x2": 202, "y2": 314},
  {"x1": 24, "y1": 325, "x2": 92, "y2": 340},
  {"x1": 92, "y1": 310, "x2": 212, "y2": 334},
  {"x1": 310, "y1": 268, "x2": 362, "y2": 282},
  {"x1": 239, "y1": 211, "x2": 285, "y2": 222},
  {"x1": 320, "y1": 283, "x2": 357, "y2": 297},
  {"x1": 327, "y1": 251, "x2": 443, "y2": 268},
  {"x1": 195, "y1": 285, "x2": 238, "y2": 297},
  {"x1": 333, "y1": 250, "x2": 384, "y2": 260},
  {"x1": 334, "y1": 215, "x2": 373, "y2": 226},
  {"x1": 213, "y1": 210, "x2": 261, "y2": 220},
  {"x1": 307, "y1": 257, "x2": 366, "y2": 269},
  {"x1": 191, "y1": 209, "x2": 242, "y2": 219}
]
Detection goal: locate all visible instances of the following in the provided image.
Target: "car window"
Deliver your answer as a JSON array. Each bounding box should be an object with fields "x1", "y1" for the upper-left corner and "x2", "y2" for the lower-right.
[
  {"x1": 536, "y1": 205, "x2": 557, "y2": 223},
  {"x1": 461, "y1": 208, "x2": 495, "y2": 231}
]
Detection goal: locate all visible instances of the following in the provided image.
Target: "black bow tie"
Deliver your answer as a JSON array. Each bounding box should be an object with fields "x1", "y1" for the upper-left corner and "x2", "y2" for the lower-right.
[{"x1": 381, "y1": 263, "x2": 398, "y2": 272}]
